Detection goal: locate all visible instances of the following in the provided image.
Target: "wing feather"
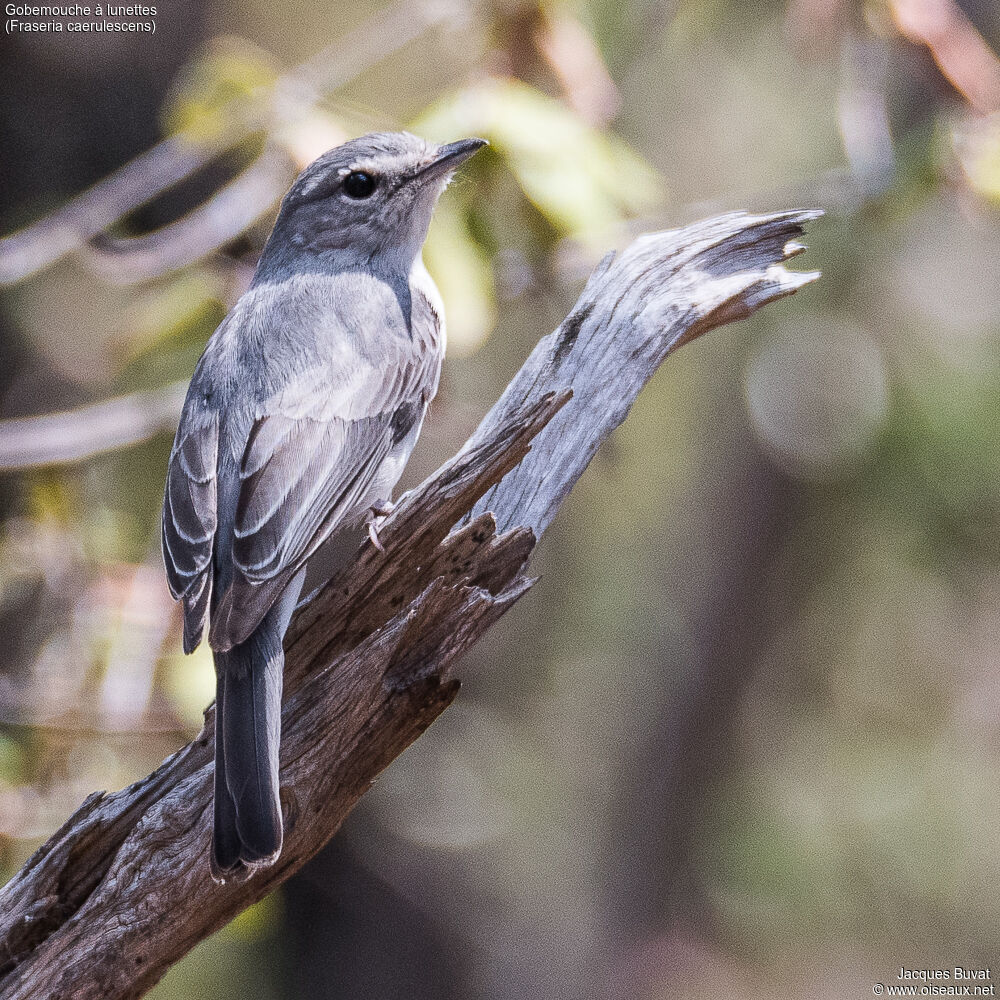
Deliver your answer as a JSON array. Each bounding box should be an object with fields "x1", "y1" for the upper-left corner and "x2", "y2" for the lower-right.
[
  {"x1": 207, "y1": 277, "x2": 444, "y2": 651},
  {"x1": 161, "y1": 414, "x2": 219, "y2": 651},
  {"x1": 209, "y1": 366, "x2": 428, "y2": 651}
]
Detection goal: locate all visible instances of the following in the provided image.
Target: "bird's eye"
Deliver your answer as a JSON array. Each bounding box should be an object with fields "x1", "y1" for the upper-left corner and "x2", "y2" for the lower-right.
[{"x1": 343, "y1": 171, "x2": 377, "y2": 199}]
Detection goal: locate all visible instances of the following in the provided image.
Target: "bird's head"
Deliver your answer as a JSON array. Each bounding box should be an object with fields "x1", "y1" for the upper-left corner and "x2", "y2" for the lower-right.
[{"x1": 258, "y1": 131, "x2": 487, "y2": 280}]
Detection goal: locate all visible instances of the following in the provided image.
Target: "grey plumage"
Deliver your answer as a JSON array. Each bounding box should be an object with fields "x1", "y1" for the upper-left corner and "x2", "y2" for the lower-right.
[{"x1": 161, "y1": 131, "x2": 486, "y2": 878}]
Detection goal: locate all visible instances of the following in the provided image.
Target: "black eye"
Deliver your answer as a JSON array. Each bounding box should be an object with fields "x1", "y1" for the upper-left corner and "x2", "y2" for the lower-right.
[{"x1": 343, "y1": 171, "x2": 377, "y2": 199}]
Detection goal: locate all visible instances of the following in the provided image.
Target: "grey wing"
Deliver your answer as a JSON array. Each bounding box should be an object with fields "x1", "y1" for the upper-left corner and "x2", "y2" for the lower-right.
[
  {"x1": 161, "y1": 414, "x2": 220, "y2": 654},
  {"x1": 208, "y1": 351, "x2": 436, "y2": 652}
]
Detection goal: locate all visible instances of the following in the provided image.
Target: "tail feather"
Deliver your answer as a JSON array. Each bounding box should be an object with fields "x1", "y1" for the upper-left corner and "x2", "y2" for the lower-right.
[
  {"x1": 222, "y1": 624, "x2": 284, "y2": 861},
  {"x1": 211, "y1": 671, "x2": 243, "y2": 876},
  {"x1": 210, "y1": 570, "x2": 304, "y2": 877}
]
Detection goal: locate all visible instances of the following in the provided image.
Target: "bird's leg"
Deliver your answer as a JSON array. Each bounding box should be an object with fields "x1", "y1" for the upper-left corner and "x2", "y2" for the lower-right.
[{"x1": 366, "y1": 498, "x2": 395, "y2": 553}]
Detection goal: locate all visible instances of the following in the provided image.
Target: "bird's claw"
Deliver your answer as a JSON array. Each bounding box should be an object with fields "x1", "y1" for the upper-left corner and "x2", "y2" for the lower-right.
[
  {"x1": 367, "y1": 519, "x2": 386, "y2": 553},
  {"x1": 366, "y1": 499, "x2": 394, "y2": 553}
]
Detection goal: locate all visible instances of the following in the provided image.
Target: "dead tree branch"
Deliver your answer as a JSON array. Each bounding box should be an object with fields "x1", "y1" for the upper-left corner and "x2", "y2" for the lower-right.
[{"x1": 0, "y1": 209, "x2": 820, "y2": 1000}]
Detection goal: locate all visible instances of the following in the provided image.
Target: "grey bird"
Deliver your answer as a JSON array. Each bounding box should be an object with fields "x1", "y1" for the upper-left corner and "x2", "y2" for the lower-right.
[{"x1": 161, "y1": 131, "x2": 486, "y2": 878}]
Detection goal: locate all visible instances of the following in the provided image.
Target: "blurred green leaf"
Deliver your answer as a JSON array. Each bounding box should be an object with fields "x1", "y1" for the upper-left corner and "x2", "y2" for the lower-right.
[
  {"x1": 423, "y1": 193, "x2": 497, "y2": 355},
  {"x1": 413, "y1": 77, "x2": 663, "y2": 247},
  {"x1": 113, "y1": 271, "x2": 226, "y2": 391},
  {"x1": 161, "y1": 642, "x2": 216, "y2": 729},
  {"x1": 956, "y1": 115, "x2": 1000, "y2": 205},
  {"x1": 0, "y1": 733, "x2": 25, "y2": 784},
  {"x1": 161, "y1": 36, "x2": 278, "y2": 141}
]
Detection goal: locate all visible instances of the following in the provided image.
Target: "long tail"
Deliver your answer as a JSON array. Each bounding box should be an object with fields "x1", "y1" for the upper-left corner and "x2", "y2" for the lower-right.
[{"x1": 211, "y1": 572, "x2": 303, "y2": 878}]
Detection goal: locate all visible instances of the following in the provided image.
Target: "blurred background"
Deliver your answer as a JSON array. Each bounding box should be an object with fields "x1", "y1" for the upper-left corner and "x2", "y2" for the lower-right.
[{"x1": 1, "y1": 0, "x2": 999, "y2": 996}]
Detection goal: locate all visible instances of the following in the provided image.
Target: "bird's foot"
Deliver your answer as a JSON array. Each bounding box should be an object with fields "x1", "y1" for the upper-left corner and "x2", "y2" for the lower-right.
[{"x1": 366, "y1": 499, "x2": 395, "y2": 553}]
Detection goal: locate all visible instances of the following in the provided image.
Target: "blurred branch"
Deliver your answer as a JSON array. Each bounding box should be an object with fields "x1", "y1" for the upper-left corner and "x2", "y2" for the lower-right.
[
  {"x1": 0, "y1": 210, "x2": 820, "y2": 1000},
  {"x1": 785, "y1": 0, "x2": 849, "y2": 55},
  {"x1": 0, "y1": 382, "x2": 187, "y2": 471},
  {"x1": 0, "y1": 0, "x2": 462, "y2": 287},
  {"x1": 81, "y1": 145, "x2": 296, "y2": 284},
  {"x1": 890, "y1": 0, "x2": 1000, "y2": 114},
  {"x1": 837, "y1": 34, "x2": 896, "y2": 198},
  {"x1": 535, "y1": 9, "x2": 619, "y2": 123},
  {"x1": 499, "y1": 4, "x2": 619, "y2": 125}
]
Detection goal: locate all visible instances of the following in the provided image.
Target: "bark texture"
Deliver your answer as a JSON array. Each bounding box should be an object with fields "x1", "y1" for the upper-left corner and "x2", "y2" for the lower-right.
[{"x1": 0, "y1": 209, "x2": 820, "y2": 1000}]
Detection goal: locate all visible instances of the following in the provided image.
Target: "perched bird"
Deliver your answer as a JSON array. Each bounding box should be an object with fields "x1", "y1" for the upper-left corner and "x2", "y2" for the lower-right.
[{"x1": 161, "y1": 132, "x2": 486, "y2": 878}]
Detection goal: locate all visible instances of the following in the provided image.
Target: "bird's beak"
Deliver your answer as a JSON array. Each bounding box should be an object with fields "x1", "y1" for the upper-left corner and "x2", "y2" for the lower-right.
[{"x1": 414, "y1": 137, "x2": 488, "y2": 180}]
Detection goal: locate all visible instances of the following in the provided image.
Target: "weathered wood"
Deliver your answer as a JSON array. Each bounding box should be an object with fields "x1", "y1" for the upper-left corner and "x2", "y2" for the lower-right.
[{"x1": 0, "y1": 209, "x2": 820, "y2": 1000}]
